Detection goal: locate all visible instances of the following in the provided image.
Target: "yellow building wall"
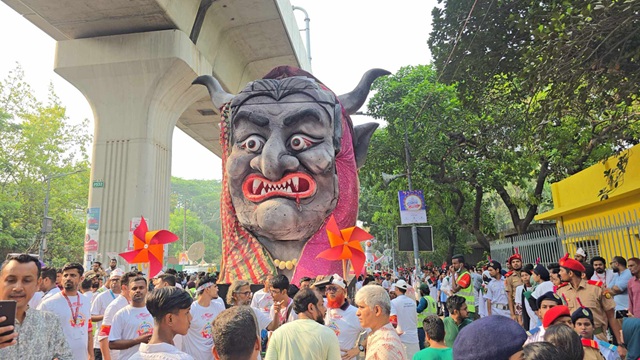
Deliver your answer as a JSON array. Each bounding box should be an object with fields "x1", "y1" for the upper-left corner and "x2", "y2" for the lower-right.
[{"x1": 536, "y1": 144, "x2": 640, "y2": 260}]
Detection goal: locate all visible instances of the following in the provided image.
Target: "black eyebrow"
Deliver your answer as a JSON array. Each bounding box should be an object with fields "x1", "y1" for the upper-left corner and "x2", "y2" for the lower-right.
[
  {"x1": 234, "y1": 110, "x2": 269, "y2": 127},
  {"x1": 283, "y1": 108, "x2": 322, "y2": 127}
]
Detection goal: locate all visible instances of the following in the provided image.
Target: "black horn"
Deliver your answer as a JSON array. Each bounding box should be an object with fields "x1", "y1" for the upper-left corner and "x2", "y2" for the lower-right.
[
  {"x1": 192, "y1": 75, "x2": 235, "y2": 110},
  {"x1": 338, "y1": 68, "x2": 391, "y2": 115}
]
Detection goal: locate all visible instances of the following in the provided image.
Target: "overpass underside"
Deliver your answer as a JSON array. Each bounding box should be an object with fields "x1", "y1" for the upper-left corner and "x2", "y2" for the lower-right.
[{"x1": 3, "y1": 0, "x2": 310, "y2": 266}]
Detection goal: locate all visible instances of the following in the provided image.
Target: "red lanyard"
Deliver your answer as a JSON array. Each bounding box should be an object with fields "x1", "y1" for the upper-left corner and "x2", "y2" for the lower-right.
[{"x1": 62, "y1": 291, "x2": 81, "y2": 325}]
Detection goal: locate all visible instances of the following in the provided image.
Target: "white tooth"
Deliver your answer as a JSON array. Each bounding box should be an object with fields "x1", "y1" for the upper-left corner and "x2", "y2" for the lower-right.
[
  {"x1": 292, "y1": 177, "x2": 299, "y2": 191},
  {"x1": 286, "y1": 187, "x2": 292, "y2": 193},
  {"x1": 261, "y1": 188, "x2": 266, "y2": 195},
  {"x1": 253, "y1": 179, "x2": 261, "y2": 193}
]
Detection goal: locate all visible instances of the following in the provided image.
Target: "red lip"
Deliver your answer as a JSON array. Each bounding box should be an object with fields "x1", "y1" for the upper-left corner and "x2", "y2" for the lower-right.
[{"x1": 242, "y1": 173, "x2": 317, "y2": 202}]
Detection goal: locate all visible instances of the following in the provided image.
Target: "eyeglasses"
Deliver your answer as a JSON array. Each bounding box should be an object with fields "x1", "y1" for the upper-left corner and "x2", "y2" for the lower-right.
[
  {"x1": 235, "y1": 291, "x2": 252, "y2": 296},
  {"x1": 326, "y1": 286, "x2": 340, "y2": 293}
]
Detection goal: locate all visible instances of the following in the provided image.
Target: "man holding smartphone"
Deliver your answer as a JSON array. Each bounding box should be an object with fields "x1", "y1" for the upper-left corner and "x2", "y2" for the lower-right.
[{"x1": 0, "y1": 253, "x2": 73, "y2": 359}]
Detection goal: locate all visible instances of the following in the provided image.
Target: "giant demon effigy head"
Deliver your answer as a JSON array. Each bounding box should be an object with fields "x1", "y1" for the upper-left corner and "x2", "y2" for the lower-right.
[{"x1": 194, "y1": 66, "x2": 389, "y2": 284}]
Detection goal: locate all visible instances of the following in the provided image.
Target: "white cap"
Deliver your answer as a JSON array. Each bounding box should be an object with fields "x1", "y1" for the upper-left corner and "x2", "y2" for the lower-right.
[
  {"x1": 109, "y1": 268, "x2": 124, "y2": 278},
  {"x1": 395, "y1": 279, "x2": 408, "y2": 290},
  {"x1": 575, "y1": 248, "x2": 586, "y2": 257},
  {"x1": 153, "y1": 270, "x2": 165, "y2": 279},
  {"x1": 330, "y1": 274, "x2": 346, "y2": 289}
]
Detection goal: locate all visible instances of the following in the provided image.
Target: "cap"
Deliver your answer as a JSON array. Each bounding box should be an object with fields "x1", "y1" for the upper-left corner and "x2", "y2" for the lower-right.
[
  {"x1": 535, "y1": 291, "x2": 563, "y2": 309},
  {"x1": 109, "y1": 268, "x2": 124, "y2": 278},
  {"x1": 533, "y1": 264, "x2": 550, "y2": 281},
  {"x1": 453, "y1": 315, "x2": 526, "y2": 360},
  {"x1": 487, "y1": 260, "x2": 502, "y2": 271},
  {"x1": 543, "y1": 305, "x2": 570, "y2": 328},
  {"x1": 312, "y1": 275, "x2": 332, "y2": 288},
  {"x1": 571, "y1": 307, "x2": 594, "y2": 325},
  {"x1": 559, "y1": 253, "x2": 586, "y2": 273},
  {"x1": 153, "y1": 270, "x2": 165, "y2": 279},
  {"x1": 508, "y1": 253, "x2": 522, "y2": 264},
  {"x1": 575, "y1": 248, "x2": 587, "y2": 257},
  {"x1": 395, "y1": 279, "x2": 408, "y2": 290},
  {"x1": 330, "y1": 274, "x2": 346, "y2": 289}
]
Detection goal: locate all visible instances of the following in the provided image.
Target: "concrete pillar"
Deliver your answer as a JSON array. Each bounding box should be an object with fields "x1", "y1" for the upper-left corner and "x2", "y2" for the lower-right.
[{"x1": 54, "y1": 30, "x2": 211, "y2": 268}]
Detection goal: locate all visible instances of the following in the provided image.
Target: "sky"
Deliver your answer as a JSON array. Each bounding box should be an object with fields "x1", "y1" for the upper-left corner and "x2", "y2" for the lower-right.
[{"x1": 0, "y1": 0, "x2": 438, "y2": 180}]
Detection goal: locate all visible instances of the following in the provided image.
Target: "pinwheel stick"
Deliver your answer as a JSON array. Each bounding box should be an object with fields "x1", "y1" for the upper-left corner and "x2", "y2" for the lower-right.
[{"x1": 342, "y1": 259, "x2": 348, "y2": 280}]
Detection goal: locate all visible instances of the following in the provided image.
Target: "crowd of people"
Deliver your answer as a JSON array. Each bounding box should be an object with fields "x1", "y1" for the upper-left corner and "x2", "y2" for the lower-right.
[{"x1": 0, "y1": 250, "x2": 639, "y2": 360}]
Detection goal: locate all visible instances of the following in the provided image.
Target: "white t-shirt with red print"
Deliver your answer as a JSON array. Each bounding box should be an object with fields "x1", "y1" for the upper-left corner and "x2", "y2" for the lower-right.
[
  {"x1": 40, "y1": 291, "x2": 92, "y2": 360},
  {"x1": 182, "y1": 300, "x2": 226, "y2": 360},
  {"x1": 109, "y1": 305, "x2": 153, "y2": 360}
]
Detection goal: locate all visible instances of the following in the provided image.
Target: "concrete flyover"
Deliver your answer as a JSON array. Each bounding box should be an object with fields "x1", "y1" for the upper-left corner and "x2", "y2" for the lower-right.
[{"x1": 2, "y1": 0, "x2": 310, "y2": 267}]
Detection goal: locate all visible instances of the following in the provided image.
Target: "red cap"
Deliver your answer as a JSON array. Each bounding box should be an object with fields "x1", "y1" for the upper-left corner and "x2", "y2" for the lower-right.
[
  {"x1": 558, "y1": 253, "x2": 586, "y2": 273},
  {"x1": 543, "y1": 305, "x2": 570, "y2": 328},
  {"x1": 507, "y1": 253, "x2": 522, "y2": 264}
]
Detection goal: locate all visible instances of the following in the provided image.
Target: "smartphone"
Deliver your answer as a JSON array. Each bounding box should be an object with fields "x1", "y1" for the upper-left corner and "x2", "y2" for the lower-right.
[{"x1": 0, "y1": 300, "x2": 17, "y2": 342}]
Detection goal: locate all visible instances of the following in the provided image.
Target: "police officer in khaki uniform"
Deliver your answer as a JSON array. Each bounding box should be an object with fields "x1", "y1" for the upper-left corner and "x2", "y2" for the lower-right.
[
  {"x1": 504, "y1": 253, "x2": 523, "y2": 321},
  {"x1": 555, "y1": 253, "x2": 624, "y2": 348}
]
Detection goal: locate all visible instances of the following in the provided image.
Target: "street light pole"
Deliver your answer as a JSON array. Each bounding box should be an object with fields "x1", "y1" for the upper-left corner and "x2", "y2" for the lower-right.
[
  {"x1": 352, "y1": 111, "x2": 421, "y2": 278},
  {"x1": 402, "y1": 117, "x2": 421, "y2": 281},
  {"x1": 40, "y1": 169, "x2": 86, "y2": 261}
]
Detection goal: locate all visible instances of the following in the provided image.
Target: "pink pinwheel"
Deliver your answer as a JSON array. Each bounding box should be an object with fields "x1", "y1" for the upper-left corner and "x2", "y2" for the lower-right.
[
  {"x1": 316, "y1": 215, "x2": 373, "y2": 278},
  {"x1": 119, "y1": 216, "x2": 178, "y2": 278}
]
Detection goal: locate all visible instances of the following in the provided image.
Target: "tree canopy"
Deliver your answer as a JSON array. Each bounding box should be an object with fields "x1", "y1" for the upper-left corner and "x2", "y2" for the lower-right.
[
  {"x1": 168, "y1": 177, "x2": 223, "y2": 265},
  {"x1": 0, "y1": 65, "x2": 91, "y2": 266},
  {"x1": 359, "y1": 1, "x2": 639, "y2": 255}
]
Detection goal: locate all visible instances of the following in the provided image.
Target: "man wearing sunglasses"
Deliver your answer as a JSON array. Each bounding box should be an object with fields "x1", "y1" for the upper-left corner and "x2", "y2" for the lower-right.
[{"x1": 324, "y1": 274, "x2": 366, "y2": 360}]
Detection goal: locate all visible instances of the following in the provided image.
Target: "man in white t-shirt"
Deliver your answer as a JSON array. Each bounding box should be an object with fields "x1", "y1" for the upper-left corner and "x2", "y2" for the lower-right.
[
  {"x1": 92, "y1": 269, "x2": 124, "y2": 360},
  {"x1": 105, "y1": 258, "x2": 119, "y2": 278},
  {"x1": 590, "y1": 256, "x2": 616, "y2": 288},
  {"x1": 130, "y1": 287, "x2": 194, "y2": 360},
  {"x1": 268, "y1": 275, "x2": 298, "y2": 327},
  {"x1": 391, "y1": 279, "x2": 419, "y2": 359},
  {"x1": 36, "y1": 266, "x2": 60, "y2": 307},
  {"x1": 250, "y1": 274, "x2": 274, "y2": 319},
  {"x1": 323, "y1": 274, "x2": 366, "y2": 360},
  {"x1": 182, "y1": 275, "x2": 225, "y2": 360},
  {"x1": 109, "y1": 276, "x2": 153, "y2": 360},
  {"x1": 382, "y1": 273, "x2": 392, "y2": 291},
  {"x1": 227, "y1": 280, "x2": 273, "y2": 335},
  {"x1": 99, "y1": 271, "x2": 134, "y2": 360},
  {"x1": 39, "y1": 262, "x2": 93, "y2": 360}
]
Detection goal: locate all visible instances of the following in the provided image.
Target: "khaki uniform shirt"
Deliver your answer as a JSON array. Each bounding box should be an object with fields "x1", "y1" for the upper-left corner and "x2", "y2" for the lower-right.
[
  {"x1": 504, "y1": 271, "x2": 523, "y2": 300},
  {"x1": 583, "y1": 346, "x2": 606, "y2": 360},
  {"x1": 582, "y1": 339, "x2": 606, "y2": 360},
  {"x1": 556, "y1": 279, "x2": 616, "y2": 341}
]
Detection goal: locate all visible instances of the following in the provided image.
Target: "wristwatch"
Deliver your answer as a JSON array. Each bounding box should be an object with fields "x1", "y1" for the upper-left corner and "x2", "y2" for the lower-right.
[{"x1": 358, "y1": 345, "x2": 365, "y2": 352}]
